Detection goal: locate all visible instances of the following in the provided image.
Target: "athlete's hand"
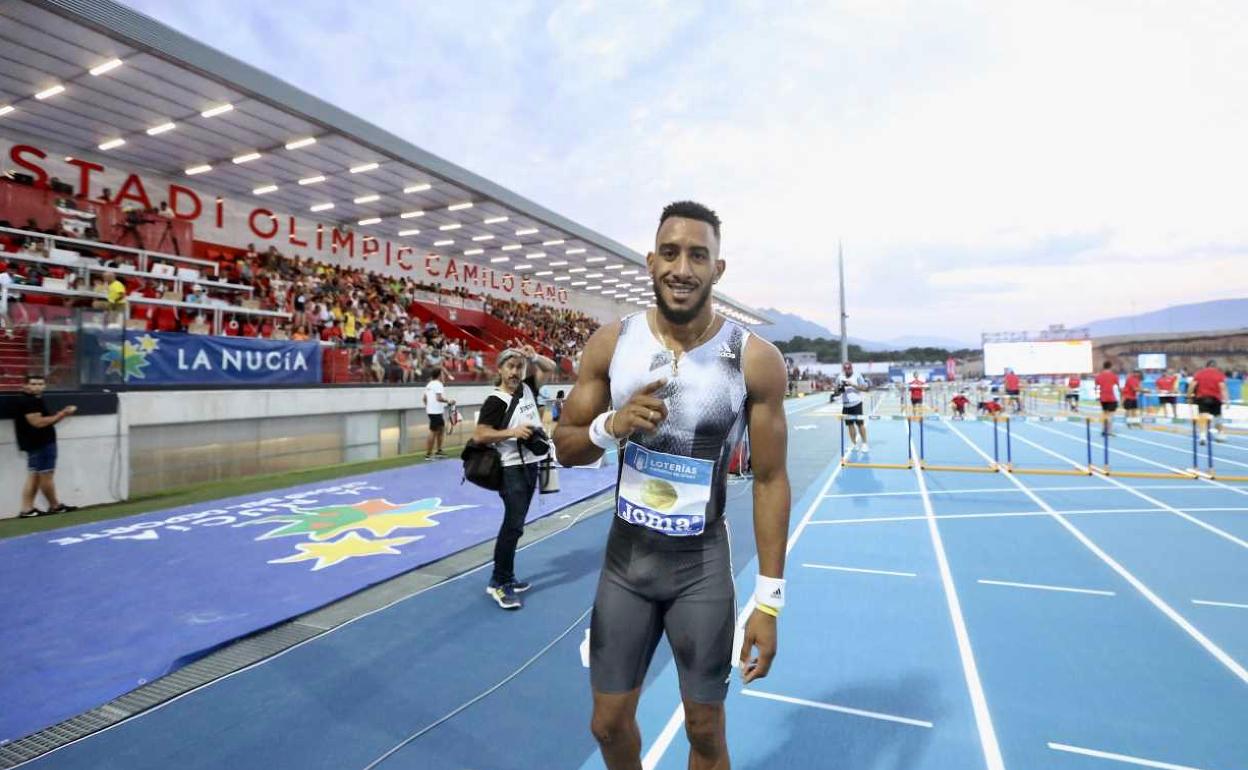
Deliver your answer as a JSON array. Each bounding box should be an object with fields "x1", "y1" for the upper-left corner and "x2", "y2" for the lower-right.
[
  {"x1": 610, "y1": 379, "x2": 669, "y2": 437},
  {"x1": 740, "y1": 608, "x2": 777, "y2": 683}
]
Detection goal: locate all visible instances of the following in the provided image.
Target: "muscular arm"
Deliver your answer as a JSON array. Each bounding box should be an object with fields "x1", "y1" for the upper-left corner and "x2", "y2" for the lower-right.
[
  {"x1": 552, "y1": 323, "x2": 620, "y2": 466},
  {"x1": 25, "y1": 409, "x2": 68, "y2": 429},
  {"x1": 745, "y1": 337, "x2": 792, "y2": 581}
]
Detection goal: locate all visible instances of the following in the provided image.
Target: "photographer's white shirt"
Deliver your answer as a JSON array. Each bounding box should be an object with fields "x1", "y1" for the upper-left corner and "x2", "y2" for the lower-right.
[{"x1": 478, "y1": 381, "x2": 547, "y2": 467}]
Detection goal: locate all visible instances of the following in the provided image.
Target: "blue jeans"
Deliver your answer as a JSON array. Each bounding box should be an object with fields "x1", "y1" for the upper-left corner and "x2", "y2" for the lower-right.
[
  {"x1": 491, "y1": 463, "x2": 538, "y2": 585},
  {"x1": 26, "y1": 443, "x2": 57, "y2": 474}
]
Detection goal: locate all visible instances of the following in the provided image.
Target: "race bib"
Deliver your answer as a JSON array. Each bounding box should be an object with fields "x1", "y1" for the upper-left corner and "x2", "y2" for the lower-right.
[{"x1": 616, "y1": 442, "x2": 714, "y2": 536}]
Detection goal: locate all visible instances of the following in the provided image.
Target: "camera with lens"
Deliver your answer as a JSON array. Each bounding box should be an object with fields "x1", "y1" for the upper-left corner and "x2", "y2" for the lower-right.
[{"x1": 520, "y1": 426, "x2": 550, "y2": 456}]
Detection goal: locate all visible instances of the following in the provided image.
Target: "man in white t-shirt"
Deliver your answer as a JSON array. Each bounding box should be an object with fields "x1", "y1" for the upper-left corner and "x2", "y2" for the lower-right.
[
  {"x1": 833, "y1": 361, "x2": 871, "y2": 452},
  {"x1": 0, "y1": 262, "x2": 13, "y2": 338},
  {"x1": 423, "y1": 368, "x2": 454, "y2": 459}
]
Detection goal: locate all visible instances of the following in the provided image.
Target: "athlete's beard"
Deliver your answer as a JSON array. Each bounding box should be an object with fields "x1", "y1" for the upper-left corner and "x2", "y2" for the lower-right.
[{"x1": 653, "y1": 279, "x2": 711, "y2": 326}]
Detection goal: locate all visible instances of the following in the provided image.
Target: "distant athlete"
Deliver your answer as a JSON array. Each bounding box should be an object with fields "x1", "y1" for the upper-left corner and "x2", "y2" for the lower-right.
[
  {"x1": 1155, "y1": 370, "x2": 1178, "y2": 418},
  {"x1": 1003, "y1": 369, "x2": 1023, "y2": 413},
  {"x1": 1065, "y1": 374, "x2": 1082, "y2": 412},
  {"x1": 833, "y1": 361, "x2": 871, "y2": 452},
  {"x1": 951, "y1": 392, "x2": 969, "y2": 420},
  {"x1": 908, "y1": 376, "x2": 927, "y2": 415},
  {"x1": 1190, "y1": 359, "x2": 1229, "y2": 444},
  {"x1": 1121, "y1": 369, "x2": 1143, "y2": 428},
  {"x1": 1094, "y1": 360, "x2": 1120, "y2": 437},
  {"x1": 555, "y1": 201, "x2": 791, "y2": 770}
]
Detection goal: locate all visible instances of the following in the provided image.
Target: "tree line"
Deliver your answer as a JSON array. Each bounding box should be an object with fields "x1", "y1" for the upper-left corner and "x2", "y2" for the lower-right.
[{"x1": 774, "y1": 336, "x2": 979, "y2": 364}]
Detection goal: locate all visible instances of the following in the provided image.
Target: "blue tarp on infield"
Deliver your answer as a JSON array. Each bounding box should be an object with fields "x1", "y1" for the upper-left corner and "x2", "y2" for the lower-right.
[{"x1": 0, "y1": 458, "x2": 616, "y2": 745}]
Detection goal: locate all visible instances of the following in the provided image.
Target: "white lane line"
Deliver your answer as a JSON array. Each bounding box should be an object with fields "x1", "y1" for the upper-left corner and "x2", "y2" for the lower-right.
[
  {"x1": 809, "y1": 508, "x2": 1168, "y2": 525},
  {"x1": 820, "y1": 484, "x2": 1218, "y2": 500},
  {"x1": 1113, "y1": 430, "x2": 1248, "y2": 469},
  {"x1": 1192, "y1": 599, "x2": 1248, "y2": 610},
  {"x1": 802, "y1": 563, "x2": 917, "y2": 578},
  {"x1": 944, "y1": 420, "x2": 1248, "y2": 687},
  {"x1": 741, "y1": 688, "x2": 933, "y2": 728},
  {"x1": 1047, "y1": 741, "x2": 1208, "y2": 770},
  {"x1": 640, "y1": 395, "x2": 874, "y2": 769},
  {"x1": 911, "y1": 440, "x2": 1006, "y2": 770},
  {"x1": 977, "y1": 579, "x2": 1115, "y2": 597},
  {"x1": 1020, "y1": 424, "x2": 1248, "y2": 550}
]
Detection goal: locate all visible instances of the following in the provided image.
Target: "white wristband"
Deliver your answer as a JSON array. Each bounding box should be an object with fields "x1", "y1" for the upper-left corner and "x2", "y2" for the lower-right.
[
  {"x1": 754, "y1": 575, "x2": 786, "y2": 609},
  {"x1": 589, "y1": 410, "x2": 618, "y2": 449}
]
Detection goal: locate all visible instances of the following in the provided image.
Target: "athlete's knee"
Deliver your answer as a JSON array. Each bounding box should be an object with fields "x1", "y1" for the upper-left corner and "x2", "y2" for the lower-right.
[
  {"x1": 683, "y1": 705, "x2": 725, "y2": 756},
  {"x1": 589, "y1": 712, "x2": 633, "y2": 747}
]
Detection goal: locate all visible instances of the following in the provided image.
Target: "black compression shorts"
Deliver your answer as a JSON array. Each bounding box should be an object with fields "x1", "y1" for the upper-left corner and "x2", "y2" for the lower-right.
[
  {"x1": 1197, "y1": 397, "x2": 1223, "y2": 417},
  {"x1": 843, "y1": 402, "x2": 864, "y2": 422},
  {"x1": 590, "y1": 516, "x2": 735, "y2": 703},
  {"x1": 1123, "y1": 399, "x2": 1139, "y2": 410}
]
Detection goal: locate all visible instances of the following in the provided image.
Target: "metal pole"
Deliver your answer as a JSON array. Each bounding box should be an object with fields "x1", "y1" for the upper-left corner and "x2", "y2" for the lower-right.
[
  {"x1": 1085, "y1": 417, "x2": 1092, "y2": 469},
  {"x1": 993, "y1": 416, "x2": 999, "y2": 464},
  {"x1": 907, "y1": 414, "x2": 913, "y2": 465},
  {"x1": 920, "y1": 414, "x2": 926, "y2": 461},
  {"x1": 1207, "y1": 418, "x2": 1214, "y2": 471},
  {"x1": 838, "y1": 241, "x2": 848, "y2": 365},
  {"x1": 1192, "y1": 417, "x2": 1199, "y2": 470},
  {"x1": 840, "y1": 414, "x2": 845, "y2": 459},
  {"x1": 1103, "y1": 427, "x2": 1110, "y2": 468},
  {"x1": 1006, "y1": 416, "x2": 1013, "y2": 466}
]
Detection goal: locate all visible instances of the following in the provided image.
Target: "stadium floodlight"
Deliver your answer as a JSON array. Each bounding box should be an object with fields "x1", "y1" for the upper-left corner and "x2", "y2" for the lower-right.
[
  {"x1": 252, "y1": 185, "x2": 278, "y2": 195},
  {"x1": 398, "y1": 228, "x2": 420, "y2": 236},
  {"x1": 491, "y1": 256, "x2": 510, "y2": 263},
  {"x1": 0, "y1": 105, "x2": 14, "y2": 117},
  {"x1": 185, "y1": 164, "x2": 212, "y2": 176},
  {"x1": 620, "y1": 269, "x2": 639, "y2": 275},
  {"x1": 605, "y1": 264, "x2": 624, "y2": 270},
  {"x1": 554, "y1": 276, "x2": 571, "y2": 282},
  {"x1": 439, "y1": 224, "x2": 462, "y2": 231},
  {"x1": 464, "y1": 248, "x2": 484, "y2": 255},
  {"x1": 434, "y1": 239, "x2": 454, "y2": 246},
  {"x1": 549, "y1": 260, "x2": 568, "y2": 266},
  {"x1": 201, "y1": 103, "x2": 234, "y2": 118},
  {"x1": 571, "y1": 281, "x2": 587, "y2": 286},
  {"x1": 501, "y1": 244, "x2": 522, "y2": 251},
  {"x1": 568, "y1": 267, "x2": 587, "y2": 273},
  {"x1": 286, "y1": 137, "x2": 317, "y2": 150},
  {"x1": 472, "y1": 235, "x2": 494, "y2": 241},
  {"x1": 535, "y1": 270, "x2": 553, "y2": 276},
  {"x1": 448, "y1": 202, "x2": 474, "y2": 211},
  {"x1": 350, "y1": 162, "x2": 380, "y2": 174},
  {"x1": 89, "y1": 59, "x2": 124, "y2": 76},
  {"x1": 586, "y1": 256, "x2": 607, "y2": 263},
  {"x1": 232, "y1": 152, "x2": 262, "y2": 164},
  {"x1": 585, "y1": 284, "x2": 601, "y2": 290},
  {"x1": 542, "y1": 239, "x2": 565, "y2": 246},
  {"x1": 483, "y1": 216, "x2": 509, "y2": 224},
  {"x1": 565, "y1": 248, "x2": 586, "y2": 255},
  {"x1": 515, "y1": 227, "x2": 538, "y2": 236},
  {"x1": 35, "y1": 84, "x2": 65, "y2": 100},
  {"x1": 404, "y1": 183, "x2": 432, "y2": 193},
  {"x1": 145, "y1": 122, "x2": 176, "y2": 136},
  {"x1": 400, "y1": 210, "x2": 424, "y2": 219},
  {"x1": 310, "y1": 202, "x2": 334, "y2": 212},
  {"x1": 98, "y1": 138, "x2": 125, "y2": 151},
  {"x1": 515, "y1": 263, "x2": 533, "y2": 271},
  {"x1": 526, "y1": 252, "x2": 546, "y2": 259},
  {"x1": 602, "y1": 279, "x2": 619, "y2": 284},
  {"x1": 353, "y1": 194, "x2": 380, "y2": 204},
  {"x1": 358, "y1": 217, "x2": 381, "y2": 226},
  {"x1": 586, "y1": 272, "x2": 603, "y2": 279}
]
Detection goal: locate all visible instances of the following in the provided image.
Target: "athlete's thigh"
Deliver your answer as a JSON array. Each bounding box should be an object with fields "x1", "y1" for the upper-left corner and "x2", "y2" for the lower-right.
[
  {"x1": 590, "y1": 570, "x2": 665, "y2": 694},
  {"x1": 662, "y1": 551, "x2": 736, "y2": 703}
]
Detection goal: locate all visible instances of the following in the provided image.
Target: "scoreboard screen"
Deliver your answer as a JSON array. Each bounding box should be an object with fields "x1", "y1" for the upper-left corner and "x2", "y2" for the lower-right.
[{"x1": 983, "y1": 340, "x2": 1093, "y2": 375}]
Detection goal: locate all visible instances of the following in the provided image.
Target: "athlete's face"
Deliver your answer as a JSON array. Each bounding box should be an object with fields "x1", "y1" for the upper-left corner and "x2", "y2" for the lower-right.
[{"x1": 648, "y1": 217, "x2": 723, "y2": 326}]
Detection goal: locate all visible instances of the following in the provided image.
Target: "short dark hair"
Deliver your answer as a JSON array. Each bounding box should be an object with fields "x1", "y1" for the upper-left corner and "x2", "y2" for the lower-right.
[
  {"x1": 659, "y1": 200, "x2": 721, "y2": 240},
  {"x1": 1103, "y1": 360, "x2": 1113, "y2": 369},
  {"x1": 429, "y1": 368, "x2": 441, "y2": 380},
  {"x1": 25, "y1": 373, "x2": 45, "y2": 383}
]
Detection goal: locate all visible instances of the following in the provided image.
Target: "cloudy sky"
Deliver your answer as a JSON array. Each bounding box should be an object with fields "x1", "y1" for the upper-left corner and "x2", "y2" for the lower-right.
[{"x1": 120, "y1": 0, "x2": 1248, "y2": 344}]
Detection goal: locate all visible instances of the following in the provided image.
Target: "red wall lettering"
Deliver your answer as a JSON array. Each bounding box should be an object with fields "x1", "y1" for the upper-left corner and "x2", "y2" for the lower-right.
[
  {"x1": 287, "y1": 216, "x2": 307, "y2": 247},
  {"x1": 66, "y1": 158, "x2": 103, "y2": 198},
  {"x1": 425, "y1": 252, "x2": 441, "y2": 276},
  {"x1": 115, "y1": 173, "x2": 153, "y2": 210},
  {"x1": 249, "y1": 208, "x2": 279, "y2": 239},
  {"x1": 9, "y1": 145, "x2": 48, "y2": 187},
  {"x1": 168, "y1": 185, "x2": 202, "y2": 220},
  {"x1": 330, "y1": 227, "x2": 354, "y2": 256}
]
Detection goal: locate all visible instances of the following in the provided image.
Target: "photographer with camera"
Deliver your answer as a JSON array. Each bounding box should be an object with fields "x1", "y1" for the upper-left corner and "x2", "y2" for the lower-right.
[{"x1": 473, "y1": 348, "x2": 551, "y2": 610}]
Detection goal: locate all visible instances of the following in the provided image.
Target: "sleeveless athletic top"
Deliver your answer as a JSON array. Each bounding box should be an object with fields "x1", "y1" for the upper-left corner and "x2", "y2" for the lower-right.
[{"x1": 609, "y1": 311, "x2": 750, "y2": 536}]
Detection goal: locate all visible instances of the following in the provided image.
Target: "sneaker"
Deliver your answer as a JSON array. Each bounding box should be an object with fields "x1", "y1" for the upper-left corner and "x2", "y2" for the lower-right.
[
  {"x1": 858, "y1": 443, "x2": 870, "y2": 453},
  {"x1": 434, "y1": 451, "x2": 449, "y2": 457},
  {"x1": 47, "y1": 504, "x2": 77, "y2": 514},
  {"x1": 507, "y1": 579, "x2": 531, "y2": 593},
  {"x1": 486, "y1": 583, "x2": 522, "y2": 610},
  {"x1": 17, "y1": 508, "x2": 45, "y2": 518}
]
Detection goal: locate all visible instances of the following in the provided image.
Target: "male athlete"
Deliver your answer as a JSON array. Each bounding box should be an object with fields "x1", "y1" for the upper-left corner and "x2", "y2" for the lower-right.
[
  {"x1": 1155, "y1": 369, "x2": 1178, "y2": 418},
  {"x1": 908, "y1": 375, "x2": 928, "y2": 415},
  {"x1": 555, "y1": 201, "x2": 791, "y2": 770},
  {"x1": 1190, "y1": 359, "x2": 1230, "y2": 444},
  {"x1": 833, "y1": 361, "x2": 871, "y2": 452},
  {"x1": 1094, "y1": 360, "x2": 1121, "y2": 437},
  {"x1": 1065, "y1": 374, "x2": 1082, "y2": 413},
  {"x1": 1003, "y1": 368, "x2": 1023, "y2": 413}
]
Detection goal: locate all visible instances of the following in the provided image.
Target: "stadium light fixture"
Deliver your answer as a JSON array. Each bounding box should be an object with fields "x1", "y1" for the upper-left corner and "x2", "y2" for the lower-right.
[
  {"x1": 439, "y1": 224, "x2": 462, "y2": 231},
  {"x1": 464, "y1": 248, "x2": 485, "y2": 256},
  {"x1": 515, "y1": 263, "x2": 533, "y2": 271},
  {"x1": 483, "y1": 216, "x2": 509, "y2": 224},
  {"x1": 515, "y1": 227, "x2": 538, "y2": 236},
  {"x1": 571, "y1": 280, "x2": 587, "y2": 286},
  {"x1": 358, "y1": 217, "x2": 381, "y2": 226},
  {"x1": 0, "y1": 105, "x2": 13, "y2": 117},
  {"x1": 89, "y1": 59, "x2": 124, "y2": 76},
  {"x1": 35, "y1": 84, "x2": 65, "y2": 100},
  {"x1": 310, "y1": 202, "x2": 334, "y2": 212},
  {"x1": 233, "y1": 152, "x2": 262, "y2": 164},
  {"x1": 585, "y1": 284, "x2": 601, "y2": 290},
  {"x1": 549, "y1": 260, "x2": 568, "y2": 266},
  {"x1": 542, "y1": 239, "x2": 565, "y2": 246},
  {"x1": 526, "y1": 252, "x2": 546, "y2": 259},
  {"x1": 535, "y1": 270, "x2": 553, "y2": 276},
  {"x1": 620, "y1": 269, "x2": 639, "y2": 275},
  {"x1": 253, "y1": 185, "x2": 279, "y2": 195},
  {"x1": 472, "y1": 235, "x2": 494, "y2": 242},
  {"x1": 605, "y1": 264, "x2": 624, "y2": 271},
  {"x1": 602, "y1": 278, "x2": 619, "y2": 284},
  {"x1": 350, "y1": 162, "x2": 380, "y2": 174},
  {"x1": 448, "y1": 202, "x2": 474, "y2": 211},
  {"x1": 404, "y1": 183, "x2": 433, "y2": 194},
  {"x1": 586, "y1": 256, "x2": 607, "y2": 263},
  {"x1": 491, "y1": 256, "x2": 510, "y2": 263},
  {"x1": 400, "y1": 210, "x2": 424, "y2": 219},
  {"x1": 185, "y1": 164, "x2": 212, "y2": 176},
  {"x1": 353, "y1": 194, "x2": 380, "y2": 204},
  {"x1": 298, "y1": 175, "x2": 326, "y2": 185},
  {"x1": 554, "y1": 276, "x2": 571, "y2": 282},
  {"x1": 568, "y1": 267, "x2": 587, "y2": 273},
  {"x1": 201, "y1": 103, "x2": 234, "y2": 118},
  {"x1": 146, "y1": 122, "x2": 176, "y2": 136},
  {"x1": 434, "y1": 239, "x2": 454, "y2": 246},
  {"x1": 501, "y1": 244, "x2": 522, "y2": 251},
  {"x1": 565, "y1": 248, "x2": 586, "y2": 255},
  {"x1": 586, "y1": 272, "x2": 603, "y2": 279},
  {"x1": 398, "y1": 228, "x2": 420, "y2": 236},
  {"x1": 98, "y1": 138, "x2": 125, "y2": 151},
  {"x1": 285, "y1": 137, "x2": 317, "y2": 150}
]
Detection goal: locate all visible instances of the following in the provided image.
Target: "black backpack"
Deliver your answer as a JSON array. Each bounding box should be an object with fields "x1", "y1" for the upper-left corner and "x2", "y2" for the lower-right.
[{"x1": 461, "y1": 386, "x2": 523, "y2": 491}]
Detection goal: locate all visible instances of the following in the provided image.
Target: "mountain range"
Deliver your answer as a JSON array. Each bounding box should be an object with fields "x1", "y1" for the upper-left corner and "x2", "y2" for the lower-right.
[{"x1": 754, "y1": 308, "x2": 974, "y2": 350}]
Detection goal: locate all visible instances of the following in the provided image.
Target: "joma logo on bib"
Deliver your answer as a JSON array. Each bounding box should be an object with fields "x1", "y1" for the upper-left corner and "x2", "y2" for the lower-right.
[{"x1": 617, "y1": 500, "x2": 705, "y2": 535}]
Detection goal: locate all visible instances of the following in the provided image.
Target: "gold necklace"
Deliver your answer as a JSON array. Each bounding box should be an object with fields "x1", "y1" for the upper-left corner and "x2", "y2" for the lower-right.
[{"x1": 656, "y1": 312, "x2": 718, "y2": 376}]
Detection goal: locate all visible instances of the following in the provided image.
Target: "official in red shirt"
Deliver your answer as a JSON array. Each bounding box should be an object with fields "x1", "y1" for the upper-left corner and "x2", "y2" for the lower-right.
[
  {"x1": 1065, "y1": 374, "x2": 1082, "y2": 412},
  {"x1": 1094, "y1": 360, "x2": 1120, "y2": 436},
  {"x1": 951, "y1": 393, "x2": 969, "y2": 420},
  {"x1": 1003, "y1": 370, "x2": 1023, "y2": 413},
  {"x1": 1191, "y1": 360, "x2": 1229, "y2": 442},
  {"x1": 908, "y1": 377, "x2": 926, "y2": 415},
  {"x1": 1121, "y1": 370, "x2": 1143, "y2": 428},
  {"x1": 1155, "y1": 370, "x2": 1178, "y2": 418}
]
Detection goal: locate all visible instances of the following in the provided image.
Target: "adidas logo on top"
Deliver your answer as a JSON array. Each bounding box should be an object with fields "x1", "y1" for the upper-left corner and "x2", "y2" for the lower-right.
[{"x1": 718, "y1": 342, "x2": 736, "y2": 360}]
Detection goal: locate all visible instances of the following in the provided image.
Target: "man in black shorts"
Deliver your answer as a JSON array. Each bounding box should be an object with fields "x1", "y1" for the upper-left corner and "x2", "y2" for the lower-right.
[{"x1": 556, "y1": 201, "x2": 791, "y2": 770}]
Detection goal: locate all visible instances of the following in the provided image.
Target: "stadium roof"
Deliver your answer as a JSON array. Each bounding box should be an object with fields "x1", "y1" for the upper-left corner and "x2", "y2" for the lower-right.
[{"x1": 0, "y1": 0, "x2": 770, "y2": 325}]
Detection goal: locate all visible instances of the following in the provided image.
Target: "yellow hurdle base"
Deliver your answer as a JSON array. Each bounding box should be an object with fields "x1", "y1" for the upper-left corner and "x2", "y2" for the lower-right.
[
  {"x1": 1003, "y1": 464, "x2": 1094, "y2": 476},
  {"x1": 842, "y1": 461, "x2": 914, "y2": 470},
  {"x1": 1209, "y1": 472, "x2": 1248, "y2": 482},
  {"x1": 1096, "y1": 468, "x2": 1197, "y2": 480},
  {"x1": 920, "y1": 463, "x2": 1000, "y2": 474}
]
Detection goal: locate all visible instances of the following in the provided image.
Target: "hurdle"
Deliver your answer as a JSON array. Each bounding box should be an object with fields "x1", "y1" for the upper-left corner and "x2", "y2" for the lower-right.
[
  {"x1": 998, "y1": 415, "x2": 1095, "y2": 476},
  {"x1": 912, "y1": 414, "x2": 999, "y2": 474},
  {"x1": 1195, "y1": 413, "x2": 1248, "y2": 482},
  {"x1": 839, "y1": 410, "x2": 914, "y2": 469}
]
